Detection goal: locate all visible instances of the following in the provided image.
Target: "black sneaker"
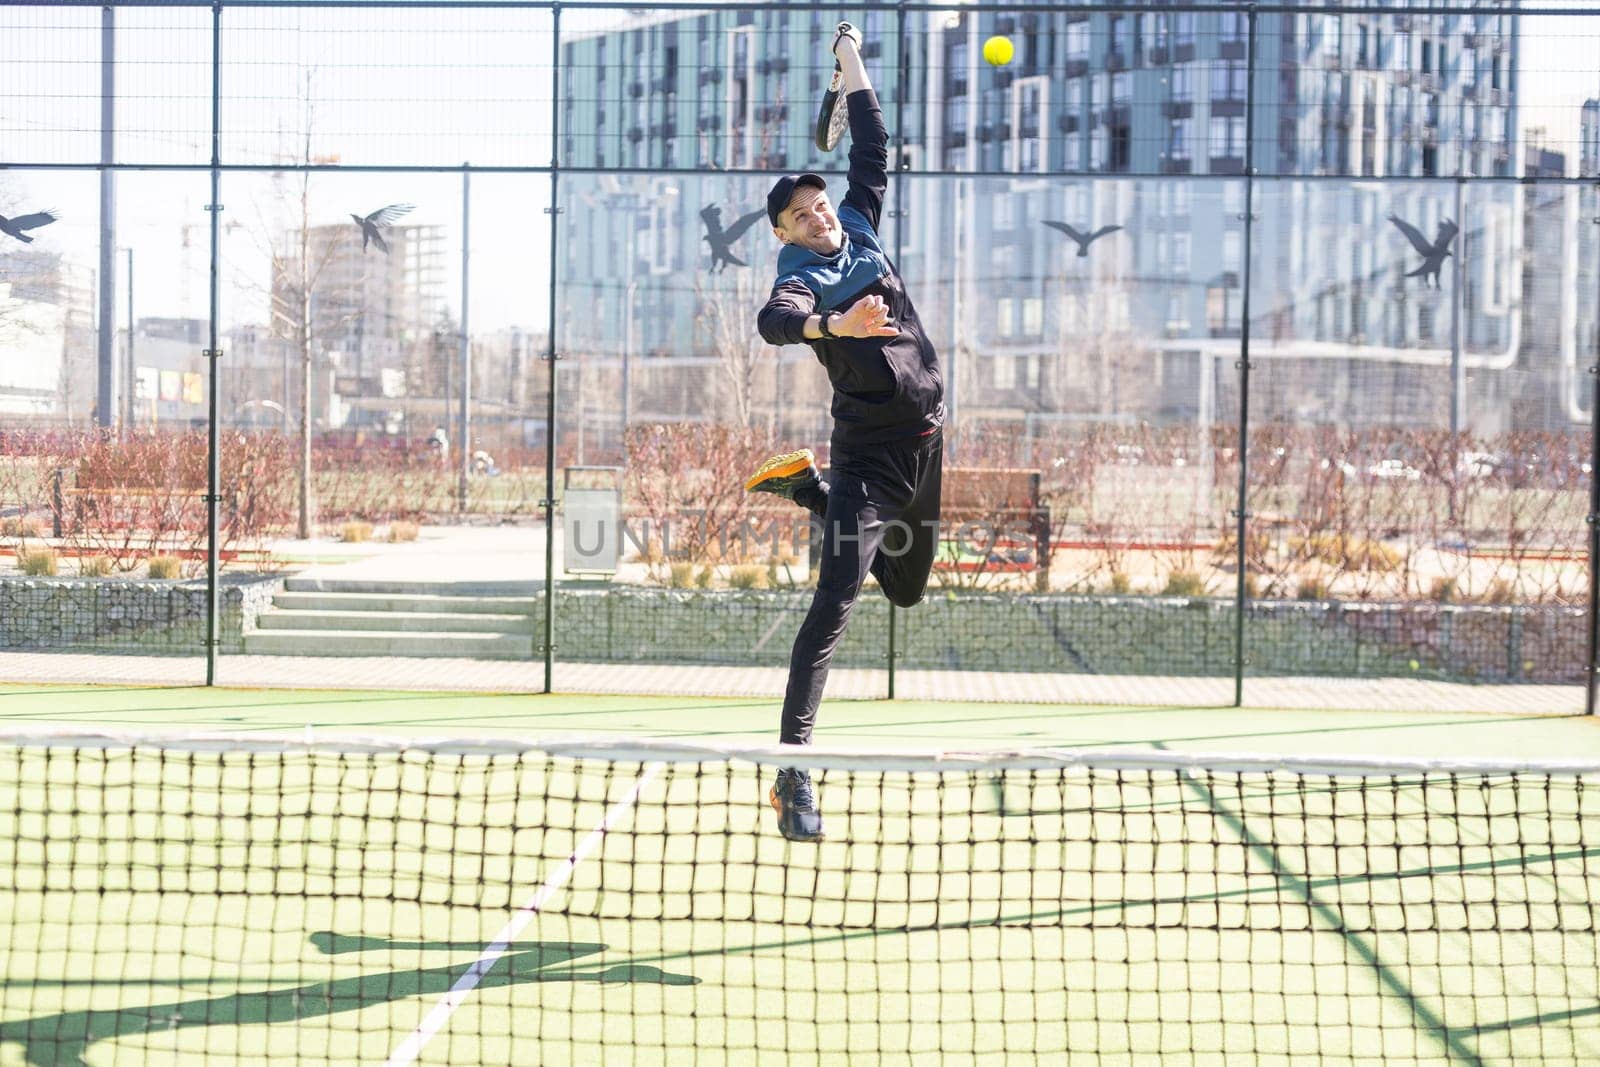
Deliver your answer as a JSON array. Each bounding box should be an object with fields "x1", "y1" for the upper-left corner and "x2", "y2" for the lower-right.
[
  {"x1": 744, "y1": 448, "x2": 821, "y2": 502},
  {"x1": 769, "y1": 768, "x2": 825, "y2": 842}
]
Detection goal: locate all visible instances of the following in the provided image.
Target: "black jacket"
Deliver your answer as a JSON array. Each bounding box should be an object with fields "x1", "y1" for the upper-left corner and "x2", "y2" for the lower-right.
[{"x1": 756, "y1": 91, "x2": 944, "y2": 451}]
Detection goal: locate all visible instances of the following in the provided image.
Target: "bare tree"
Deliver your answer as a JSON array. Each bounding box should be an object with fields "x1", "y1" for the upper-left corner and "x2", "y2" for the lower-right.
[
  {"x1": 235, "y1": 75, "x2": 362, "y2": 539},
  {"x1": 697, "y1": 268, "x2": 768, "y2": 430}
]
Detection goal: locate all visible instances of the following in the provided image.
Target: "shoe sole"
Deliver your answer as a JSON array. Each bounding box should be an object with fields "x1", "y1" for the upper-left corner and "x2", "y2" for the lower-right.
[
  {"x1": 744, "y1": 449, "x2": 816, "y2": 493},
  {"x1": 769, "y1": 785, "x2": 825, "y2": 842}
]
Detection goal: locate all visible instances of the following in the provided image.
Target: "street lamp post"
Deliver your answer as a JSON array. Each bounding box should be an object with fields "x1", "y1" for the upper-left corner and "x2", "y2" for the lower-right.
[{"x1": 120, "y1": 246, "x2": 134, "y2": 435}]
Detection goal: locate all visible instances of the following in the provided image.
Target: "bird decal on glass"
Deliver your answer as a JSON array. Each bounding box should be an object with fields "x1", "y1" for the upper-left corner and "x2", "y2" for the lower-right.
[
  {"x1": 1041, "y1": 220, "x2": 1123, "y2": 258},
  {"x1": 350, "y1": 203, "x2": 415, "y2": 254},
  {"x1": 700, "y1": 205, "x2": 767, "y2": 273},
  {"x1": 0, "y1": 209, "x2": 59, "y2": 244},
  {"x1": 1387, "y1": 213, "x2": 1458, "y2": 289}
]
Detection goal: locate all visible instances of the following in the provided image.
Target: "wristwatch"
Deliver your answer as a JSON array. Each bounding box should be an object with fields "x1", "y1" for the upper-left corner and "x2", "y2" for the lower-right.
[{"x1": 818, "y1": 310, "x2": 838, "y2": 338}]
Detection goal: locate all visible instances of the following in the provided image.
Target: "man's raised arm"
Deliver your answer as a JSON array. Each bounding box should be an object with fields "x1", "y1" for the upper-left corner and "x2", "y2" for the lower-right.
[{"x1": 835, "y1": 32, "x2": 888, "y2": 232}]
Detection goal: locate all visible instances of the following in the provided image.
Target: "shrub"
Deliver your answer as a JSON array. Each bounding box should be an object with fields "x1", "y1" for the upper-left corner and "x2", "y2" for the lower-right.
[
  {"x1": 2, "y1": 516, "x2": 43, "y2": 538},
  {"x1": 1212, "y1": 530, "x2": 1272, "y2": 562},
  {"x1": 78, "y1": 555, "x2": 113, "y2": 577},
  {"x1": 1430, "y1": 577, "x2": 1458, "y2": 603},
  {"x1": 669, "y1": 562, "x2": 696, "y2": 589},
  {"x1": 19, "y1": 548, "x2": 57, "y2": 576},
  {"x1": 387, "y1": 521, "x2": 420, "y2": 543},
  {"x1": 1291, "y1": 534, "x2": 1400, "y2": 572},
  {"x1": 342, "y1": 521, "x2": 374, "y2": 543},
  {"x1": 729, "y1": 564, "x2": 769, "y2": 590},
  {"x1": 695, "y1": 566, "x2": 715, "y2": 589},
  {"x1": 1162, "y1": 570, "x2": 1206, "y2": 597},
  {"x1": 1107, "y1": 572, "x2": 1131, "y2": 595},
  {"x1": 147, "y1": 556, "x2": 182, "y2": 579},
  {"x1": 1481, "y1": 579, "x2": 1517, "y2": 605},
  {"x1": 1295, "y1": 577, "x2": 1329, "y2": 601}
]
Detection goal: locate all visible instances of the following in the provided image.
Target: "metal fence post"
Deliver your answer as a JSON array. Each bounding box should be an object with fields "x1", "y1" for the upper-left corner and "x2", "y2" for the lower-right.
[
  {"x1": 1232, "y1": 4, "x2": 1261, "y2": 708},
  {"x1": 541, "y1": 4, "x2": 563, "y2": 694}
]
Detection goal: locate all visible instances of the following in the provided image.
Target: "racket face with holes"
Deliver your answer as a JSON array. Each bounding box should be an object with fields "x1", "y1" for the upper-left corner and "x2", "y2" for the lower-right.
[{"x1": 815, "y1": 62, "x2": 847, "y2": 152}]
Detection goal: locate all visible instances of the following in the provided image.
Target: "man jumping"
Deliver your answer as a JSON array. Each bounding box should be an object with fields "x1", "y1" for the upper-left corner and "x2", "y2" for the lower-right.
[{"x1": 749, "y1": 23, "x2": 944, "y2": 842}]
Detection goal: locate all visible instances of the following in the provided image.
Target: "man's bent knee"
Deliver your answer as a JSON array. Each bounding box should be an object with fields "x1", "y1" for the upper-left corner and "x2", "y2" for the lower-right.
[{"x1": 883, "y1": 584, "x2": 926, "y2": 609}]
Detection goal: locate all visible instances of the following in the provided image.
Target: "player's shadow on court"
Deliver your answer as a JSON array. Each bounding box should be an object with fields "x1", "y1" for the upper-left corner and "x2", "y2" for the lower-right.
[{"x1": 0, "y1": 931, "x2": 697, "y2": 1066}]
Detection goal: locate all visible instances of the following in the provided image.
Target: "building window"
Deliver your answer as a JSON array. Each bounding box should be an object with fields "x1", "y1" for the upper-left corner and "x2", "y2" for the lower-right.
[
  {"x1": 1172, "y1": 64, "x2": 1193, "y2": 101},
  {"x1": 1066, "y1": 77, "x2": 1084, "y2": 114},
  {"x1": 1209, "y1": 115, "x2": 1245, "y2": 158},
  {"x1": 1066, "y1": 22, "x2": 1088, "y2": 61},
  {"x1": 1022, "y1": 298, "x2": 1043, "y2": 338},
  {"x1": 1111, "y1": 72, "x2": 1131, "y2": 105},
  {"x1": 945, "y1": 94, "x2": 967, "y2": 133},
  {"x1": 1168, "y1": 119, "x2": 1192, "y2": 160},
  {"x1": 1220, "y1": 11, "x2": 1246, "y2": 43},
  {"x1": 1109, "y1": 15, "x2": 1129, "y2": 56},
  {"x1": 1211, "y1": 62, "x2": 1246, "y2": 102},
  {"x1": 1174, "y1": 13, "x2": 1194, "y2": 47},
  {"x1": 1065, "y1": 131, "x2": 1082, "y2": 167},
  {"x1": 996, "y1": 298, "x2": 1015, "y2": 340}
]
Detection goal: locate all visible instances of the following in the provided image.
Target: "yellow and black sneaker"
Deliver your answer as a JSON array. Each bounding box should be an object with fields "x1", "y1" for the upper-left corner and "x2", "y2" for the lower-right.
[{"x1": 743, "y1": 447, "x2": 821, "y2": 501}]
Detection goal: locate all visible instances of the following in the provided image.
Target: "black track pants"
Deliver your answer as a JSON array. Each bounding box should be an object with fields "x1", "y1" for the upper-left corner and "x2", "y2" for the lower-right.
[{"x1": 780, "y1": 431, "x2": 943, "y2": 746}]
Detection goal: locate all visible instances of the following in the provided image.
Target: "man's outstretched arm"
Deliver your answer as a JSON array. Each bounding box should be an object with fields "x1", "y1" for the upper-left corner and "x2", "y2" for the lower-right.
[{"x1": 836, "y1": 33, "x2": 889, "y2": 233}]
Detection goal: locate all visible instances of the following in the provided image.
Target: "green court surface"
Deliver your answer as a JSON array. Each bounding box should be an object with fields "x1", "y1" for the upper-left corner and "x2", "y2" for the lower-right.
[{"x1": 2, "y1": 685, "x2": 1598, "y2": 1065}]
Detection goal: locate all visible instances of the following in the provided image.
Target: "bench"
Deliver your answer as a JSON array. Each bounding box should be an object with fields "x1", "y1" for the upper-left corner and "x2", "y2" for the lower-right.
[
  {"x1": 49, "y1": 465, "x2": 229, "y2": 537},
  {"x1": 807, "y1": 465, "x2": 1052, "y2": 591}
]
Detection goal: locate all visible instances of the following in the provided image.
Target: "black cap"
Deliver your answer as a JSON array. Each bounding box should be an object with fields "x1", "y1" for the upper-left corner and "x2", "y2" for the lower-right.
[{"x1": 766, "y1": 173, "x2": 827, "y2": 228}]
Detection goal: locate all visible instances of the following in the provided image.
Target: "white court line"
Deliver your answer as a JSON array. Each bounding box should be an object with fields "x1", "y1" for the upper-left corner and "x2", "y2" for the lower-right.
[{"x1": 383, "y1": 762, "x2": 663, "y2": 1067}]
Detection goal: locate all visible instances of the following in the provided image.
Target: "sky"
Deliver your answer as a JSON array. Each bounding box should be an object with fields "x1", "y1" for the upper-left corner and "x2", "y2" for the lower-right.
[{"x1": 1, "y1": 6, "x2": 1597, "y2": 338}]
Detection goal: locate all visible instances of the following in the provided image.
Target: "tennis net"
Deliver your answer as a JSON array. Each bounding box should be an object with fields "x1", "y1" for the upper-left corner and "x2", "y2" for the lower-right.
[{"x1": 1, "y1": 729, "x2": 1597, "y2": 1064}]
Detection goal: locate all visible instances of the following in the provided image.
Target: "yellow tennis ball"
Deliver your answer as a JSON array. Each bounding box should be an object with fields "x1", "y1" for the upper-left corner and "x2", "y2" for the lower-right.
[{"x1": 983, "y1": 35, "x2": 1014, "y2": 67}]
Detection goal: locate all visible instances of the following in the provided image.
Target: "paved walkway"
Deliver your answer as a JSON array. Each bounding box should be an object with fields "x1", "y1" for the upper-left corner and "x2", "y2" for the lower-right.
[
  {"x1": 274, "y1": 524, "x2": 551, "y2": 587},
  {"x1": 0, "y1": 650, "x2": 1582, "y2": 715}
]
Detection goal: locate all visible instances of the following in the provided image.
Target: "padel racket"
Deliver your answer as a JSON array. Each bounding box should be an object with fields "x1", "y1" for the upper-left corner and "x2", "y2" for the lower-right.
[{"x1": 814, "y1": 22, "x2": 858, "y2": 152}]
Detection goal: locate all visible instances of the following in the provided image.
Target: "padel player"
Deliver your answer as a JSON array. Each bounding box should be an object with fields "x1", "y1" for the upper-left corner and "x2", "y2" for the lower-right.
[{"x1": 748, "y1": 23, "x2": 944, "y2": 842}]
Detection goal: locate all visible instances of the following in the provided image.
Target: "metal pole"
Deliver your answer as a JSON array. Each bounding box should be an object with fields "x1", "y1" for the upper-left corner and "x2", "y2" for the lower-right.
[
  {"x1": 1231, "y1": 5, "x2": 1260, "y2": 708},
  {"x1": 1450, "y1": 175, "x2": 1465, "y2": 438},
  {"x1": 886, "y1": 1, "x2": 911, "y2": 700},
  {"x1": 204, "y1": 0, "x2": 223, "y2": 685},
  {"x1": 1588, "y1": 188, "x2": 1600, "y2": 716},
  {"x1": 97, "y1": 4, "x2": 116, "y2": 428},
  {"x1": 458, "y1": 165, "x2": 471, "y2": 511},
  {"x1": 541, "y1": 5, "x2": 563, "y2": 694},
  {"x1": 124, "y1": 247, "x2": 134, "y2": 434}
]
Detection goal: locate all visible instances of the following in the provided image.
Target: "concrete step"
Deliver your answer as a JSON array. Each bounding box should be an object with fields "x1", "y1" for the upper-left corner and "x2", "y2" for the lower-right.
[
  {"x1": 255, "y1": 609, "x2": 538, "y2": 634},
  {"x1": 271, "y1": 591, "x2": 542, "y2": 615},
  {"x1": 284, "y1": 577, "x2": 542, "y2": 596},
  {"x1": 242, "y1": 629, "x2": 537, "y2": 659}
]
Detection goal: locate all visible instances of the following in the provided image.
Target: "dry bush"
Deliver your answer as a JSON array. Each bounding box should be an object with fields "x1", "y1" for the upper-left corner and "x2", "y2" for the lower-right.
[
  {"x1": 388, "y1": 521, "x2": 420, "y2": 543},
  {"x1": 1161, "y1": 570, "x2": 1207, "y2": 597},
  {"x1": 19, "y1": 548, "x2": 57, "y2": 576},
  {"x1": 147, "y1": 556, "x2": 182, "y2": 579},
  {"x1": 77, "y1": 555, "x2": 112, "y2": 577},
  {"x1": 1, "y1": 516, "x2": 43, "y2": 538},
  {"x1": 729, "y1": 564, "x2": 768, "y2": 590},
  {"x1": 342, "y1": 521, "x2": 374, "y2": 543},
  {"x1": 626, "y1": 424, "x2": 784, "y2": 575}
]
